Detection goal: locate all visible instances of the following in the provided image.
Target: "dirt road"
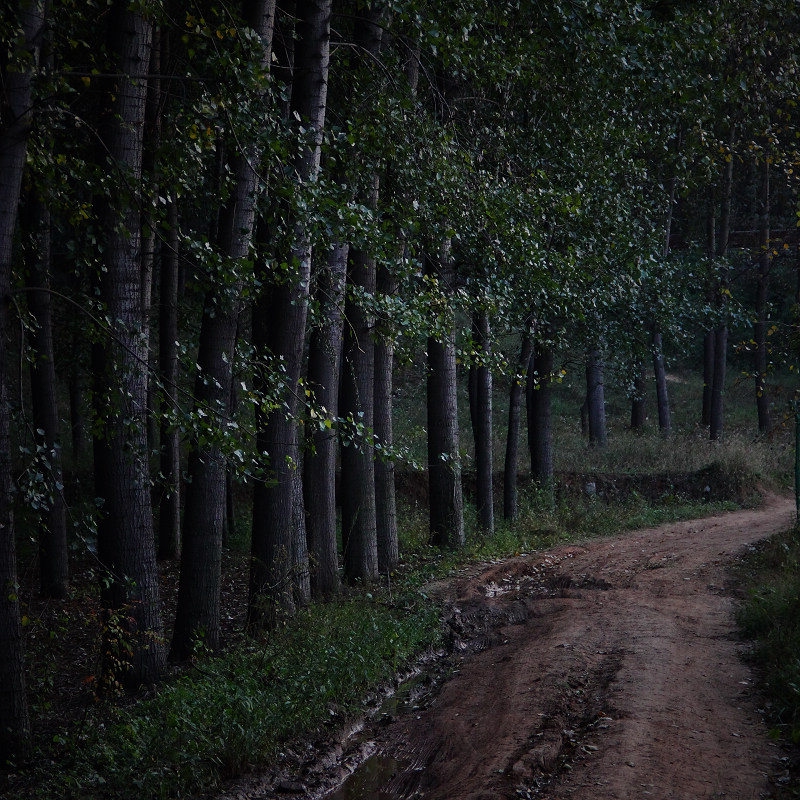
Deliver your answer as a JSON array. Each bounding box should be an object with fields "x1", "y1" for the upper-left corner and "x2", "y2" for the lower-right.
[
  {"x1": 218, "y1": 494, "x2": 796, "y2": 800},
  {"x1": 324, "y1": 494, "x2": 795, "y2": 800}
]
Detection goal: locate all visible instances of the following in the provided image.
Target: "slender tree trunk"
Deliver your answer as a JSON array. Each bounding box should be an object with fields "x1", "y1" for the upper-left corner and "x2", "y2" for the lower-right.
[
  {"x1": 0, "y1": 0, "x2": 43, "y2": 761},
  {"x1": 702, "y1": 200, "x2": 716, "y2": 427},
  {"x1": 341, "y1": 194, "x2": 379, "y2": 584},
  {"x1": 339, "y1": 5, "x2": 385, "y2": 580},
  {"x1": 304, "y1": 244, "x2": 347, "y2": 598},
  {"x1": 710, "y1": 138, "x2": 734, "y2": 442},
  {"x1": 92, "y1": 0, "x2": 164, "y2": 690},
  {"x1": 709, "y1": 324, "x2": 728, "y2": 442},
  {"x1": 504, "y1": 324, "x2": 532, "y2": 520},
  {"x1": 158, "y1": 201, "x2": 180, "y2": 560},
  {"x1": 290, "y1": 431, "x2": 310, "y2": 604},
  {"x1": 528, "y1": 338, "x2": 554, "y2": 482},
  {"x1": 651, "y1": 329, "x2": 671, "y2": 434},
  {"x1": 142, "y1": 26, "x2": 161, "y2": 457},
  {"x1": 470, "y1": 309, "x2": 493, "y2": 533},
  {"x1": 250, "y1": 0, "x2": 331, "y2": 626},
  {"x1": 754, "y1": 155, "x2": 771, "y2": 434},
  {"x1": 173, "y1": 0, "x2": 276, "y2": 658},
  {"x1": 25, "y1": 197, "x2": 69, "y2": 598},
  {"x1": 374, "y1": 252, "x2": 399, "y2": 571},
  {"x1": 426, "y1": 242, "x2": 464, "y2": 548},
  {"x1": 652, "y1": 172, "x2": 675, "y2": 436},
  {"x1": 586, "y1": 347, "x2": 607, "y2": 448},
  {"x1": 630, "y1": 362, "x2": 646, "y2": 431}
]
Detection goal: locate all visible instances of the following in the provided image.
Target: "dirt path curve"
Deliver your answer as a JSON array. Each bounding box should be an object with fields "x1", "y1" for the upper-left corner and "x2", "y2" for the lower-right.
[{"x1": 328, "y1": 494, "x2": 795, "y2": 800}]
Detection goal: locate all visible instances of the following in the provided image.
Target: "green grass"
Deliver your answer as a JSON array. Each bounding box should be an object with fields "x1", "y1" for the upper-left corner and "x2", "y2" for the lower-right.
[
  {"x1": 736, "y1": 527, "x2": 800, "y2": 743},
  {"x1": 14, "y1": 596, "x2": 440, "y2": 800}
]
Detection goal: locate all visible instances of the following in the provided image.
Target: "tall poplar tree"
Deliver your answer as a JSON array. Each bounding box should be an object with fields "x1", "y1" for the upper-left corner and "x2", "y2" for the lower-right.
[
  {"x1": 0, "y1": 0, "x2": 44, "y2": 760},
  {"x1": 91, "y1": 0, "x2": 164, "y2": 690},
  {"x1": 250, "y1": 0, "x2": 332, "y2": 624},
  {"x1": 171, "y1": 0, "x2": 277, "y2": 660}
]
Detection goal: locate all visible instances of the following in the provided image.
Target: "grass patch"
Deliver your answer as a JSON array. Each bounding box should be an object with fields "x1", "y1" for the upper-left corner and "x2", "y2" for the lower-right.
[
  {"x1": 11, "y1": 596, "x2": 441, "y2": 800},
  {"x1": 736, "y1": 526, "x2": 800, "y2": 744}
]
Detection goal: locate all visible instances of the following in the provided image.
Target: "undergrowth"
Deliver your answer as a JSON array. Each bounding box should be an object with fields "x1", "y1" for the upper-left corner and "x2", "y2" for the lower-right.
[
  {"x1": 10, "y1": 596, "x2": 440, "y2": 800},
  {"x1": 736, "y1": 526, "x2": 800, "y2": 745}
]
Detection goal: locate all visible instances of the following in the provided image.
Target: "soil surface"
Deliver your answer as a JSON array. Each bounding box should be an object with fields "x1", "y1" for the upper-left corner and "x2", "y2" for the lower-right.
[{"x1": 226, "y1": 493, "x2": 796, "y2": 800}]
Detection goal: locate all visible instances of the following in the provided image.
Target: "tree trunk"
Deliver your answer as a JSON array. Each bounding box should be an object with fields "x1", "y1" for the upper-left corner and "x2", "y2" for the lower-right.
[
  {"x1": 92, "y1": 0, "x2": 164, "y2": 690},
  {"x1": 25, "y1": 197, "x2": 69, "y2": 598},
  {"x1": 710, "y1": 137, "x2": 734, "y2": 442},
  {"x1": 528, "y1": 338, "x2": 554, "y2": 483},
  {"x1": 702, "y1": 329, "x2": 715, "y2": 427},
  {"x1": 426, "y1": 243, "x2": 464, "y2": 548},
  {"x1": 586, "y1": 347, "x2": 607, "y2": 448},
  {"x1": 142, "y1": 26, "x2": 161, "y2": 457},
  {"x1": 630, "y1": 362, "x2": 646, "y2": 431},
  {"x1": 290, "y1": 434, "x2": 310, "y2": 605},
  {"x1": 304, "y1": 243, "x2": 347, "y2": 598},
  {"x1": 341, "y1": 195, "x2": 379, "y2": 584},
  {"x1": 504, "y1": 325, "x2": 532, "y2": 520},
  {"x1": 470, "y1": 309, "x2": 493, "y2": 533},
  {"x1": 250, "y1": 0, "x2": 331, "y2": 626},
  {"x1": 158, "y1": 201, "x2": 181, "y2": 560},
  {"x1": 651, "y1": 329, "x2": 671, "y2": 434},
  {"x1": 709, "y1": 324, "x2": 728, "y2": 442},
  {"x1": 754, "y1": 155, "x2": 771, "y2": 434},
  {"x1": 702, "y1": 199, "x2": 716, "y2": 427},
  {"x1": 651, "y1": 170, "x2": 675, "y2": 437},
  {"x1": 374, "y1": 252, "x2": 399, "y2": 572},
  {"x1": 172, "y1": 0, "x2": 276, "y2": 658},
  {"x1": 0, "y1": 0, "x2": 43, "y2": 761}
]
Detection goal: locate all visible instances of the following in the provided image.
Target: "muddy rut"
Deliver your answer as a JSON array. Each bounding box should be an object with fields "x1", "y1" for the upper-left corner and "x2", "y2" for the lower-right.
[{"x1": 221, "y1": 494, "x2": 796, "y2": 800}]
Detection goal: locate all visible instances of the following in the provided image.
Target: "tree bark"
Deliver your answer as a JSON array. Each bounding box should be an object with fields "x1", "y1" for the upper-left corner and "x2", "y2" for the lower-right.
[
  {"x1": 754, "y1": 154, "x2": 771, "y2": 434},
  {"x1": 702, "y1": 198, "x2": 716, "y2": 427},
  {"x1": 426, "y1": 242, "x2": 464, "y2": 548},
  {"x1": 25, "y1": 197, "x2": 69, "y2": 598},
  {"x1": 374, "y1": 253, "x2": 399, "y2": 571},
  {"x1": 158, "y1": 201, "x2": 181, "y2": 560},
  {"x1": 172, "y1": 0, "x2": 276, "y2": 658},
  {"x1": 341, "y1": 241, "x2": 379, "y2": 583},
  {"x1": 586, "y1": 347, "x2": 607, "y2": 448},
  {"x1": 630, "y1": 362, "x2": 647, "y2": 431},
  {"x1": 651, "y1": 329, "x2": 671, "y2": 434},
  {"x1": 504, "y1": 324, "x2": 532, "y2": 520},
  {"x1": 92, "y1": 0, "x2": 164, "y2": 690},
  {"x1": 470, "y1": 309, "x2": 493, "y2": 533},
  {"x1": 651, "y1": 170, "x2": 675, "y2": 437},
  {"x1": 304, "y1": 243, "x2": 347, "y2": 598},
  {"x1": 528, "y1": 338, "x2": 554, "y2": 483},
  {"x1": 0, "y1": 0, "x2": 43, "y2": 761},
  {"x1": 710, "y1": 138, "x2": 734, "y2": 442},
  {"x1": 250, "y1": 0, "x2": 331, "y2": 626},
  {"x1": 339, "y1": 5, "x2": 385, "y2": 581}
]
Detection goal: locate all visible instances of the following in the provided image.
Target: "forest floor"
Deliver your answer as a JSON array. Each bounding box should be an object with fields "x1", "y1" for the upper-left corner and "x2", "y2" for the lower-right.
[{"x1": 216, "y1": 492, "x2": 798, "y2": 800}]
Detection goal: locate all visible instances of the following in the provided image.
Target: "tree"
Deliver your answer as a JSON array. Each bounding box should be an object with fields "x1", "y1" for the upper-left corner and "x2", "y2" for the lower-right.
[
  {"x1": 250, "y1": 0, "x2": 332, "y2": 625},
  {"x1": 0, "y1": 0, "x2": 44, "y2": 761},
  {"x1": 91, "y1": 0, "x2": 164, "y2": 689},
  {"x1": 469, "y1": 307, "x2": 493, "y2": 532},
  {"x1": 24, "y1": 194, "x2": 69, "y2": 598},
  {"x1": 304, "y1": 244, "x2": 348, "y2": 598},
  {"x1": 426, "y1": 241, "x2": 464, "y2": 548},
  {"x1": 504, "y1": 323, "x2": 532, "y2": 519},
  {"x1": 172, "y1": 0, "x2": 277, "y2": 659}
]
